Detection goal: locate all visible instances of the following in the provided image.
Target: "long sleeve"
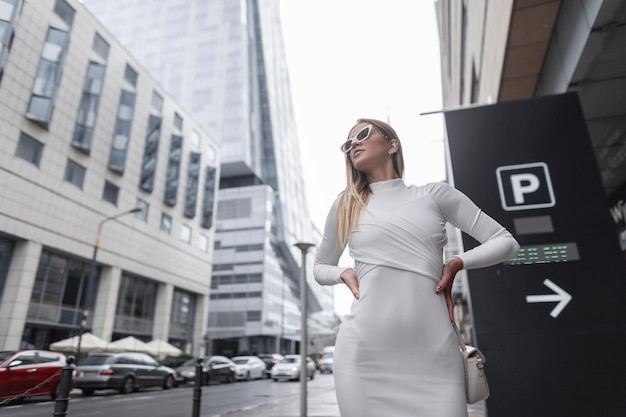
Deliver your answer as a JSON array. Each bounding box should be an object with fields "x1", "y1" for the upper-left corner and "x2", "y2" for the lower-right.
[
  {"x1": 428, "y1": 182, "x2": 520, "y2": 269},
  {"x1": 313, "y1": 198, "x2": 350, "y2": 285}
]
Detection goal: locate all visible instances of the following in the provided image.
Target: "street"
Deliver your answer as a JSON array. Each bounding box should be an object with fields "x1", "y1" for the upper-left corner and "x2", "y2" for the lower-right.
[{"x1": 0, "y1": 374, "x2": 335, "y2": 417}]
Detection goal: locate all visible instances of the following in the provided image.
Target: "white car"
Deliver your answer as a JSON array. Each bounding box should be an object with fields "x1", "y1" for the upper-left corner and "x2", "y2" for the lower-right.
[
  {"x1": 318, "y1": 351, "x2": 334, "y2": 374},
  {"x1": 271, "y1": 354, "x2": 316, "y2": 381},
  {"x1": 231, "y1": 356, "x2": 265, "y2": 381}
]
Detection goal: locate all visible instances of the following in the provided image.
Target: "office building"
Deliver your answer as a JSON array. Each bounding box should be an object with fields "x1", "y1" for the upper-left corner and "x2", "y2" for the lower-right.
[
  {"x1": 0, "y1": 0, "x2": 220, "y2": 355},
  {"x1": 85, "y1": 0, "x2": 335, "y2": 355}
]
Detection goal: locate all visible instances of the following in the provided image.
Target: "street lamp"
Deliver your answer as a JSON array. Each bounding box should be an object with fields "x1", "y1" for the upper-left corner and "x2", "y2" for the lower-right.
[
  {"x1": 294, "y1": 242, "x2": 314, "y2": 417},
  {"x1": 76, "y1": 207, "x2": 142, "y2": 363},
  {"x1": 279, "y1": 270, "x2": 286, "y2": 354}
]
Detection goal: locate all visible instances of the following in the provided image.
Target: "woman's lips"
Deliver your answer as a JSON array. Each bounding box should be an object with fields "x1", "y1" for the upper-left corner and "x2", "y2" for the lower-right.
[{"x1": 352, "y1": 149, "x2": 364, "y2": 158}]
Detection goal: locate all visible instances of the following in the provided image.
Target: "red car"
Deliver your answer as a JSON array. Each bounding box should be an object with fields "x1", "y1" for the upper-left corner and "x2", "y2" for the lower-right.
[{"x1": 0, "y1": 350, "x2": 75, "y2": 402}]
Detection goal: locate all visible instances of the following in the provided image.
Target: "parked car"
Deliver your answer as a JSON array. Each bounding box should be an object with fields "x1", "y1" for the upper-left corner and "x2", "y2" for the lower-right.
[
  {"x1": 202, "y1": 355, "x2": 236, "y2": 385},
  {"x1": 173, "y1": 356, "x2": 235, "y2": 386},
  {"x1": 231, "y1": 356, "x2": 265, "y2": 381},
  {"x1": 173, "y1": 358, "x2": 203, "y2": 385},
  {"x1": 271, "y1": 354, "x2": 316, "y2": 381},
  {"x1": 257, "y1": 353, "x2": 283, "y2": 378},
  {"x1": 74, "y1": 352, "x2": 176, "y2": 395},
  {"x1": 318, "y1": 351, "x2": 334, "y2": 374},
  {"x1": 0, "y1": 350, "x2": 76, "y2": 402}
]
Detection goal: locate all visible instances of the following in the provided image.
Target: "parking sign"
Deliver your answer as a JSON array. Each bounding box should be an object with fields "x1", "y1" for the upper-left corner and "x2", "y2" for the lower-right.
[
  {"x1": 496, "y1": 162, "x2": 555, "y2": 211},
  {"x1": 444, "y1": 92, "x2": 626, "y2": 417}
]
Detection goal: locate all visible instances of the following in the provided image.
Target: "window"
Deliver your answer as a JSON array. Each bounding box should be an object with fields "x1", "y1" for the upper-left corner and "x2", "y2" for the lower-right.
[
  {"x1": 53, "y1": 0, "x2": 75, "y2": 27},
  {"x1": 216, "y1": 197, "x2": 251, "y2": 221},
  {"x1": 201, "y1": 166, "x2": 217, "y2": 228},
  {"x1": 92, "y1": 33, "x2": 109, "y2": 60},
  {"x1": 33, "y1": 61, "x2": 57, "y2": 96},
  {"x1": 171, "y1": 291, "x2": 193, "y2": 324},
  {"x1": 108, "y1": 90, "x2": 136, "y2": 173},
  {"x1": 247, "y1": 311, "x2": 261, "y2": 322},
  {"x1": 199, "y1": 234, "x2": 208, "y2": 252},
  {"x1": 170, "y1": 290, "x2": 195, "y2": 340},
  {"x1": 208, "y1": 311, "x2": 246, "y2": 327},
  {"x1": 0, "y1": 0, "x2": 19, "y2": 82},
  {"x1": 72, "y1": 62, "x2": 106, "y2": 152},
  {"x1": 15, "y1": 132, "x2": 43, "y2": 166},
  {"x1": 180, "y1": 224, "x2": 191, "y2": 243},
  {"x1": 163, "y1": 135, "x2": 183, "y2": 206},
  {"x1": 26, "y1": 96, "x2": 52, "y2": 123},
  {"x1": 234, "y1": 244, "x2": 264, "y2": 252},
  {"x1": 151, "y1": 90, "x2": 163, "y2": 112},
  {"x1": 64, "y1": 159, "x2": 85, "y2": 189},
  {"x1": 29, "y1": 250, "x2": 97, "y2": 327},
  {"x1": 184, "y1": 152, "x2": 200, "y2": 218},
  {"x1": 135, "y1": 198, "x2": 148, "y2": 222},
  {"x1": 114, "y1": 273, "x2": 157, "y2": 334},
  {"x1": 0, "y1": 1, "x2": 18, "y2": 24},
  {"x1": 124, "y1": 64, "x2": 138, "y2": 87},
  {"x1": 26, "y1": 27, "x2": 69, "y2": 126},
  {"x1": 142, "y1": 355, "x2": 159, "y2": 367},
  {"x1": 173, "y1": 112, "x2": 183, "y2": 130},
  {"x1": 160, "y1": 212, "x2": 172, "y2": 234},
  {"x1": 139, "y1": 115, "x2": 161, "y2": 191},
  {"x1": 102, "y1": 180, "x2": 119, "y2": 205}
]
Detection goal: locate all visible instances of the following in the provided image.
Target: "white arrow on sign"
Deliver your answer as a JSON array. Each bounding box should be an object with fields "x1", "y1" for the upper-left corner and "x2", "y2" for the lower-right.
[{"x1": 526, "y1": 279, "x2": 572, "y2": 318}]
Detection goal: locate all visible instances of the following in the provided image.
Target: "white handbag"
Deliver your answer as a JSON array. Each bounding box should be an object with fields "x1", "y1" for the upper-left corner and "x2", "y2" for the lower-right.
[{"x1": 453, "y1": 323, "x2": 490, "y2": 404}]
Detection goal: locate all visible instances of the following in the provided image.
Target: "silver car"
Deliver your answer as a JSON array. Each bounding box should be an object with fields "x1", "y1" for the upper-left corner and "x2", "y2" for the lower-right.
[
  {"x1": 75, "y1": 352, "x2": 176, "y2": 395},
  {"x1": 231, "y1": 356, "x2": 266, "y2": 381},
  {"x1": 271, "y1": 355, "x2": 316, "y2": 381}
]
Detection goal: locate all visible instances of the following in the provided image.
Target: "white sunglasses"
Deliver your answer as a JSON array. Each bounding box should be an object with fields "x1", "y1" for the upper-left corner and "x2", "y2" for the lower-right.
[{"x1": 340, "y1": 124, "x2": 385, "y2": 154}]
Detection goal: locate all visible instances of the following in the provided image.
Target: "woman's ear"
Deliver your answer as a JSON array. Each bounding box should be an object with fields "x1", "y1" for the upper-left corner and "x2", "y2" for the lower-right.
[{"x1": 389, "y1": 139, "x2": 399, "y2": 154}]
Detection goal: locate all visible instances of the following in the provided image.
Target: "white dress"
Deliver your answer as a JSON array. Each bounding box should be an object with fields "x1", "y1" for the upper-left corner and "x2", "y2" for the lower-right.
[{"x1": 313, "y1": 179, "x2": 519, "y2": 417}]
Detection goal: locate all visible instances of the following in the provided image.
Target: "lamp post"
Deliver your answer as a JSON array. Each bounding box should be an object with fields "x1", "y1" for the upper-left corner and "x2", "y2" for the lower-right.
[
  {"x1": 76, "y1": 207, "x2": 142, "y2": 363},
  {"x1": 294, "y1": 242, "x2": 314, "y2": 417},
  {"x1": 279, "y1": 271, "x2": 286, "y2": 354}
]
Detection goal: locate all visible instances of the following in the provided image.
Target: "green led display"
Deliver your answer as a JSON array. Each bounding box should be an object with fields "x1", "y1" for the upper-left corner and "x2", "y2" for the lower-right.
[{"x1": 507, "y1": 242, "x2": 580, "y2": 266}]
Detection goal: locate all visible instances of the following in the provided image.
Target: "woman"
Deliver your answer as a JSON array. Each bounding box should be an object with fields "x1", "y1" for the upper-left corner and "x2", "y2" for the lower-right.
[{"x1": 313, "y1": 118, "x2": 519, "y2": 417}]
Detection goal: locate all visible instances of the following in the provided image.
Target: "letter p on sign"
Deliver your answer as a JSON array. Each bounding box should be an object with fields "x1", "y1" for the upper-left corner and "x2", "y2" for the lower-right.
[{"x1": 496, "y1": 162, "x2": 555, "y2": 211}]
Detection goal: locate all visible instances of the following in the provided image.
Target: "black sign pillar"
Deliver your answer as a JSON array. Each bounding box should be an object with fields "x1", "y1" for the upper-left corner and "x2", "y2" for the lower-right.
[{"x1": 444, "y1": 92, "x2": 626, "y2": 417}]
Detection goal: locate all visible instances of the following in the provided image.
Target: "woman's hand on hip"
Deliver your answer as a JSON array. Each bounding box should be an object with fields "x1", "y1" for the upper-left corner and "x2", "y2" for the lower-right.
[
  {"x1": 340, "y1": 268, "x2": 360, "y2": 299},
  {"x1": 436, "y1": 257, "x2": 464, "y2": 322}
]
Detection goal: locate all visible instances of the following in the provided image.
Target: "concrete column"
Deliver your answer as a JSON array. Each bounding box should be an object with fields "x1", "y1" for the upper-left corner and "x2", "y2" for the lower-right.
[
  {"x1": 91, "y1": 266, "x2": 121, "y2": 343},
  {"x1": 239, "y1": 336, "x2": 249, "y2": 353},
  {"x1": 152, "y1": 282, "x2": 173, "y2": 341},
  {"x1": 0, "y1": 240, "x2": 42, "y2": 350},
  {"x1": 193, "y1": 293, "x2": 209, "y2": 357}
]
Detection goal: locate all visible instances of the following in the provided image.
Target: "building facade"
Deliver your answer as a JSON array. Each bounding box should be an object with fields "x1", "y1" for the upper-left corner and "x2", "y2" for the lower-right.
[
  {"x1": 436, "y1": 0, "x2": 626, "y2": 224},
  {"x1": 436, "y1": 0, "x2": 626, "y2": 335},
  {"x1": 84, "y1": 0, "x2": 335, "y2": 355},
  {"x1": 0, "y1": 0, "x2": 220, "y2": 356}
]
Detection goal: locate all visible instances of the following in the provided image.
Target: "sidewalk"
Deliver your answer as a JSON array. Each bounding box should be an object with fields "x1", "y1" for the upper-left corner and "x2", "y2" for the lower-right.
[{"x1": 207, "y1": 378, "x2": 487, "y2": 417}]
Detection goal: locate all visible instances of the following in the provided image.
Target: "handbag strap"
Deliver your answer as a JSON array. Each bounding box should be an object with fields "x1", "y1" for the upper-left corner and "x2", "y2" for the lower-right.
[{"x1": 453, "y1": 322, "x2": 468, "y2": 352}]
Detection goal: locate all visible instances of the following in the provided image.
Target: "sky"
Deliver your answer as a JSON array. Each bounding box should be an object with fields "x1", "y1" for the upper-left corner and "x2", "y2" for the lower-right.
[{"x1": 279, "y1": 1, "x2": 448, "y2": 316}]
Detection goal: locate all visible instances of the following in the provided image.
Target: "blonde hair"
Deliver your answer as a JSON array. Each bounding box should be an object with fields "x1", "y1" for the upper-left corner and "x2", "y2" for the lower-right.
[{"x1": 336, "y1": 118, "x2": 405, "y2": 248}]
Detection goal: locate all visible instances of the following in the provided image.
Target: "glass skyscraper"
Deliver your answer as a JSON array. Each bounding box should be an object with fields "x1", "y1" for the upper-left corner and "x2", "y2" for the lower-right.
[{"x1": 85, "y1": 0, "x2": 334, "y2": 355}]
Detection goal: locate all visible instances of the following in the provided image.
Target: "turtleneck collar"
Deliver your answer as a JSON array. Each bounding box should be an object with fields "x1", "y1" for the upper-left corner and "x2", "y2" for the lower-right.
[{"x1": 369, "y1": 178, "x2": 405, "y2": 192}]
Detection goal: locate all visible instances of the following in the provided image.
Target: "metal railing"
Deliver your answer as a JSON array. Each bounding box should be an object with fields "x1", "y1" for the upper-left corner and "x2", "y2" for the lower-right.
[{"x1": 0, "y1": 355, "x2": 207, "y2": 416}]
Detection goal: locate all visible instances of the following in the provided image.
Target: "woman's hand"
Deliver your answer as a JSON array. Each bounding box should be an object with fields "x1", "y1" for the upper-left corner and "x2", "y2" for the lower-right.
[
  {"x1": 436, "y1": 257, "x2": 464, "y2": 322},
  {"x1": 340, "y1": 268, "x2": 360, "y2": 299}
]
